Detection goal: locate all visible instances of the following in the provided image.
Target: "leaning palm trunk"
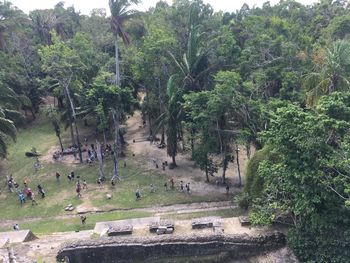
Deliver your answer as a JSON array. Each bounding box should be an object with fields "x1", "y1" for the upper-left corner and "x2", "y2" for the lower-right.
[
  {"x1": 222, "y1": 154, "x2": 228, "y2": 183},
  {"x1": 235, "y1": 144, "x2": 242, "y2": 187},
  {"x1": 73, "y1": 122, "x2": 83, "y2": 162},
  {"x1": 63, "y1": 75, "x2": 83, "y2": 163},
  {"x1": 115, "y1": 39, "x2": 121, "y2": 87},
  {"x1": 96, "y1": 140, "x2": 105, "y2": 181},
  {"x1": 57, "y1": 132, "x2": 64, "y2": 152},
  {"x1": 111, "y1": 109, "x2": 121, "y2": 181},
  {"x1": 68, "y1": 112, "x2": 76, "y2": 146}
]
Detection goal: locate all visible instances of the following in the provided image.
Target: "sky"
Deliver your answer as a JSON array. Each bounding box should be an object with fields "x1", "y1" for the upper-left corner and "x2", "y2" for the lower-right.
[{"x1": 9, "y1": 0, "x2": 319, "y2": 15}]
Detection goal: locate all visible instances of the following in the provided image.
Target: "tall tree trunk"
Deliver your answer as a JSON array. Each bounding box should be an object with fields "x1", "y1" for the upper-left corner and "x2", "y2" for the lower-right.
[
  {"x1": 172, "y1": 154, "x2": 177, "y2": 167},
  {"x1": 96, "y1": 140, "x2": 105, "y2": 181},
  {"x1": 57, "y1": 133, "x2": 64, "y2": 152},
  {"x1": 112, "y1": 109, "x2": 121, "y2": 181},
  {"x1": 158, "y1": 76, "x2": 165, "y2": 146},
  {"x1": 148, "y1": 114, "x2": 153, "y2": 138},
  {"x1": 58, "y1": 96, "x2": 64, "y2": 110},
  {"x1": 205, "y1": 166, "x2": 209, "y2": 182},
  {"x1": 161, "y1": 128, "x2": 165, "y2": 145},
  {"x1": 103, "y1": 130, "x2": 107, "y2": 146},
  {"x1": 63, "y1": 75, "x2": 82, "y2": 163},
  {"x1": 190, "y1": 127, "x2": 195, "y2": 159},
  {"x1": 246, "y1": 143, "x2": 251, "y2": 159},
  {"x1": 222, "y1": 155, "x2": 228, "y2": 183},
  {"x1": 30, "y1": 108, "x2": 36, "y2": 120},
  {"x1": 115, "y1": 39, "x2": 121, "y2": 87},
  {"x1": 235, "y1": 145, "x2": 242, "y2": 187},
  {"x1": 180, "y1": 129, "x2": 185, "y2": 151},
  {"x1": 69, "y1": 117, "x2": 75, "y2": 146},
  {"x1": 119, "y1": 130, "x2": 126, "y2": 145},
  {"x1": 73, "y1": 121, "x2": 83, "y2": 163}
]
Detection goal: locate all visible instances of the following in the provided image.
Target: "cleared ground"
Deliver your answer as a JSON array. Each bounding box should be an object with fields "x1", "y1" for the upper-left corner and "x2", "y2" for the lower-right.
[{"x1": 0, "y1": 110, "x2": 245, "y2": 234}]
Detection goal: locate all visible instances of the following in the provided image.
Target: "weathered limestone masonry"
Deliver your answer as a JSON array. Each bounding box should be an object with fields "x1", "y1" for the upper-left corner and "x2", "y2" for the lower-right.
[{"x1": 57, "y1": 232, "x2": 286, "y2": 263}]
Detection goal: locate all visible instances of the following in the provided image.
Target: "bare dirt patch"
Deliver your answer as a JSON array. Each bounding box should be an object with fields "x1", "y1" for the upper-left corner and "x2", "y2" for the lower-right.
[{"x1": 125, "y1": 111, "x2": 251, "y2": 198}]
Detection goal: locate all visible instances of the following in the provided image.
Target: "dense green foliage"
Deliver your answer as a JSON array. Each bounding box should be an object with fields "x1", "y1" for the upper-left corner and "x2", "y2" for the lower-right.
[{"x1": 1, "y1": 0, "x2": 350, "y2": 261}]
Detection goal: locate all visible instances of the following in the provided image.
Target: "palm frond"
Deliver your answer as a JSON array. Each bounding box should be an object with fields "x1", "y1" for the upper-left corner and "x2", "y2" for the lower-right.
[
  {"x1": 153, "y1": 112, "x2": 168, "y2": 135},
  {"x1": 0, "y1": 135, "x2": 7, "y2": 158},
  {"x1": 0, "y1": 117, "x2": 16, "y2": 141},
  {"x1": 18, "y1": 95, "x2": 32, "y2": 108},
  {"x1": 168, "y1": 51, "x2": 187, "y2": 77},
  {"x1": 4, "y1": 109, "x2": 25, "y2": 125}
]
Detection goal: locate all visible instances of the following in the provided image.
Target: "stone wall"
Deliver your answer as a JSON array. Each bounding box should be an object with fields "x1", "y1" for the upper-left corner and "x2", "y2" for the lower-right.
[{"x1": 57, "y1": 232, "x2": 286, "y2": 263}]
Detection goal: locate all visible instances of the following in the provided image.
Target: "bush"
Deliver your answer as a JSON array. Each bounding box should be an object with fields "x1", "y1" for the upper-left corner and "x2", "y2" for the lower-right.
[
  {"x1": 235, "y1": 192, "x2": 251, "y2": 210},
  {"x1": 244, "y1": 145, "x2": 274, "y2": 199},
  {"x1": 288, "y1": 210, "x2": 350, "y2": 263}
]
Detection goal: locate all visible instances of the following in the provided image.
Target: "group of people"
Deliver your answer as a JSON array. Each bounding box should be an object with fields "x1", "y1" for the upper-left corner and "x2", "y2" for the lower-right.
[
  {"x1": 62, "y1": 170, "x2": 88, "y2": 198},
  {"x1": 179, "y1": 180, "x2": 191, "y2": 194},
  {"x1": 150, "y1": 158, "x2": 170, "y2": 171},
  {"x1": 86, "y1": 142, "x2": 113, "y2": 165},
  {"x1": 136, "y1": 178, "x2": 192, "y2": 201},
  {"x1": 52, "y1": 138, "x2": 115, "y2": 165},
  {"x1": 5, "y1": 174, "x2": 43, "y2": 205}
]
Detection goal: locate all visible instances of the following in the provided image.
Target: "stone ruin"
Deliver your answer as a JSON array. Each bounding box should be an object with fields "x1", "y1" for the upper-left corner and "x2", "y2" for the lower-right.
[{"x1": 57, "y1": 232, "x2": 286, "y2": 263}]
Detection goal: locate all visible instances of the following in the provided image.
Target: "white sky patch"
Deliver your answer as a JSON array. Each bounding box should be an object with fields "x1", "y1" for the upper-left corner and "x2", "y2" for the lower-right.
[{"x1": 10, "y1": 0, "x2": 319, "y2": 15}]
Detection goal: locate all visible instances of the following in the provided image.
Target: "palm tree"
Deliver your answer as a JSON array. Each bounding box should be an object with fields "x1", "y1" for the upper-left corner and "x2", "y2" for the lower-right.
[
  {"x1": 304, "y1": 40, "x2": 350, "y2": 106},
  {"x1": 0, "y1": 1, "x2": 28, "y2": 51},
  {"x1": 154, "y1": 75, "x2": 183, "y2": 167},
  {"x1": 109, "y1": 0, "x2": 140, "y2": 86},
  {"x1": 169, "y1": 2, "x2": 210, "y2": 92},
  {"x1": 109, "y1": 0, "x2": 139, "y2": 179},
  {"x1": 0, "y1": 86, "x2": 25, "y2": 157},
  {"x1": 168, "y1": 2, "x2": 211, "y2": 157},
  {"x1": 0, "y1": 109, "x2": 16, "y2": 157},
  {"x1": 46, "y1": 106, "x2": 64, "y2": 152}
]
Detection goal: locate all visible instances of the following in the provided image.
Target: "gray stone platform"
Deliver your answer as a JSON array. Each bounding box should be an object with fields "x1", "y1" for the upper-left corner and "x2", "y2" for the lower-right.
[
  {"x1": 94, "y1": 217, "x2": 160, "y2": 235},
  {"x1": 0, "y1": 230, "x2": 37, "y2": 244}
]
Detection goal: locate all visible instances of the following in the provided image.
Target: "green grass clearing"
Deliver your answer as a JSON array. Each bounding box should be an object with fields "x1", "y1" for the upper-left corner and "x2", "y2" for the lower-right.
[
  {"x1": 161, "y1": 207, "x2": 246, "y2": 221},
  {"x1": 0, "y1": 113, "x2": 230, "y2": 230},
  {"x1": 0, "y1": 210, "x2": 151, "y2": 234}
]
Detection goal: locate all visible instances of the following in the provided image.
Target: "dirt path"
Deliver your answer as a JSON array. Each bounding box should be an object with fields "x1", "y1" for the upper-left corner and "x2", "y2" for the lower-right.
[
  {"x1": 0, "y1": 200, "x2": 236, "y2": 228},
  {"x1": 125, "y1": 111, "x2": 250, "y2": 196}
]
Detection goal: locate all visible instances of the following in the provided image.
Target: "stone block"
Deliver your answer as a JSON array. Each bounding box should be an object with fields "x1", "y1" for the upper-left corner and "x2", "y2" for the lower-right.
[
  {"x1": 107, "y1": 225, "x2": 133, "y2": 236},
  {"x1": 239, "y1": 216, "x2": 251, "y2": 226}
]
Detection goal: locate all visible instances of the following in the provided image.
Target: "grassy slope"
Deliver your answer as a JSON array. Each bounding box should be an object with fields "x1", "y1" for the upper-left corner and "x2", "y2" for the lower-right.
[{"x1": 0, "y1": 114, "x2": 234, "y2": 234}]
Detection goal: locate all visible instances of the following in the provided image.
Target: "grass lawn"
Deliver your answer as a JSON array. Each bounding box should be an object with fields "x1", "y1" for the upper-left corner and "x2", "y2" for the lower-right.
[
  {"x1": 0, "y1": 113, "x2": 234, "y2": 235},
  {"x1": 0, "y1": 210, "x2": 151, "y2": 234},
  {"x1": 161, "y1": 207, "x2": 247, "y2": 221}
]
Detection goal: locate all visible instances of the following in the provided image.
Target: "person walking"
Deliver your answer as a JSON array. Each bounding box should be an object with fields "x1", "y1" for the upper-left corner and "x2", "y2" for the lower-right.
[
  {"x1": 19, "y1": 193, "x2": 26, "y2": 204},
  {"x1": 55, "y1": 172, "x2": 61, "y2": 182},
  {"x1": 83, "y1": 180, "x2": 88, "y2": 189},
  {"x1": 70, "y1": 171, "x2": 75, "y2": 180},
  {"x1": 37, "y1": 184, "x2": 45, "y2": 198},
  {"x1": 76, "y1": 183, "x2": 82, "y2": 198},
  {"x1": 97, "y1": 177, "x2": 103, "y2": 189},
  {"x1": 135, "y1": 189, "x2": 141, "y2": 201},
  {"x1": 80, "y1": 215, "x2": 87, "y2": 225},
  {"x1": 170, "y1": 178, "x2": 174, "y2": 190},
  {"x1": 187, "y1": 183, "x2": 191, "y2": 194},
  {"x1": 30, "y1": 191, "x2": 38, "y2": 205}
]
